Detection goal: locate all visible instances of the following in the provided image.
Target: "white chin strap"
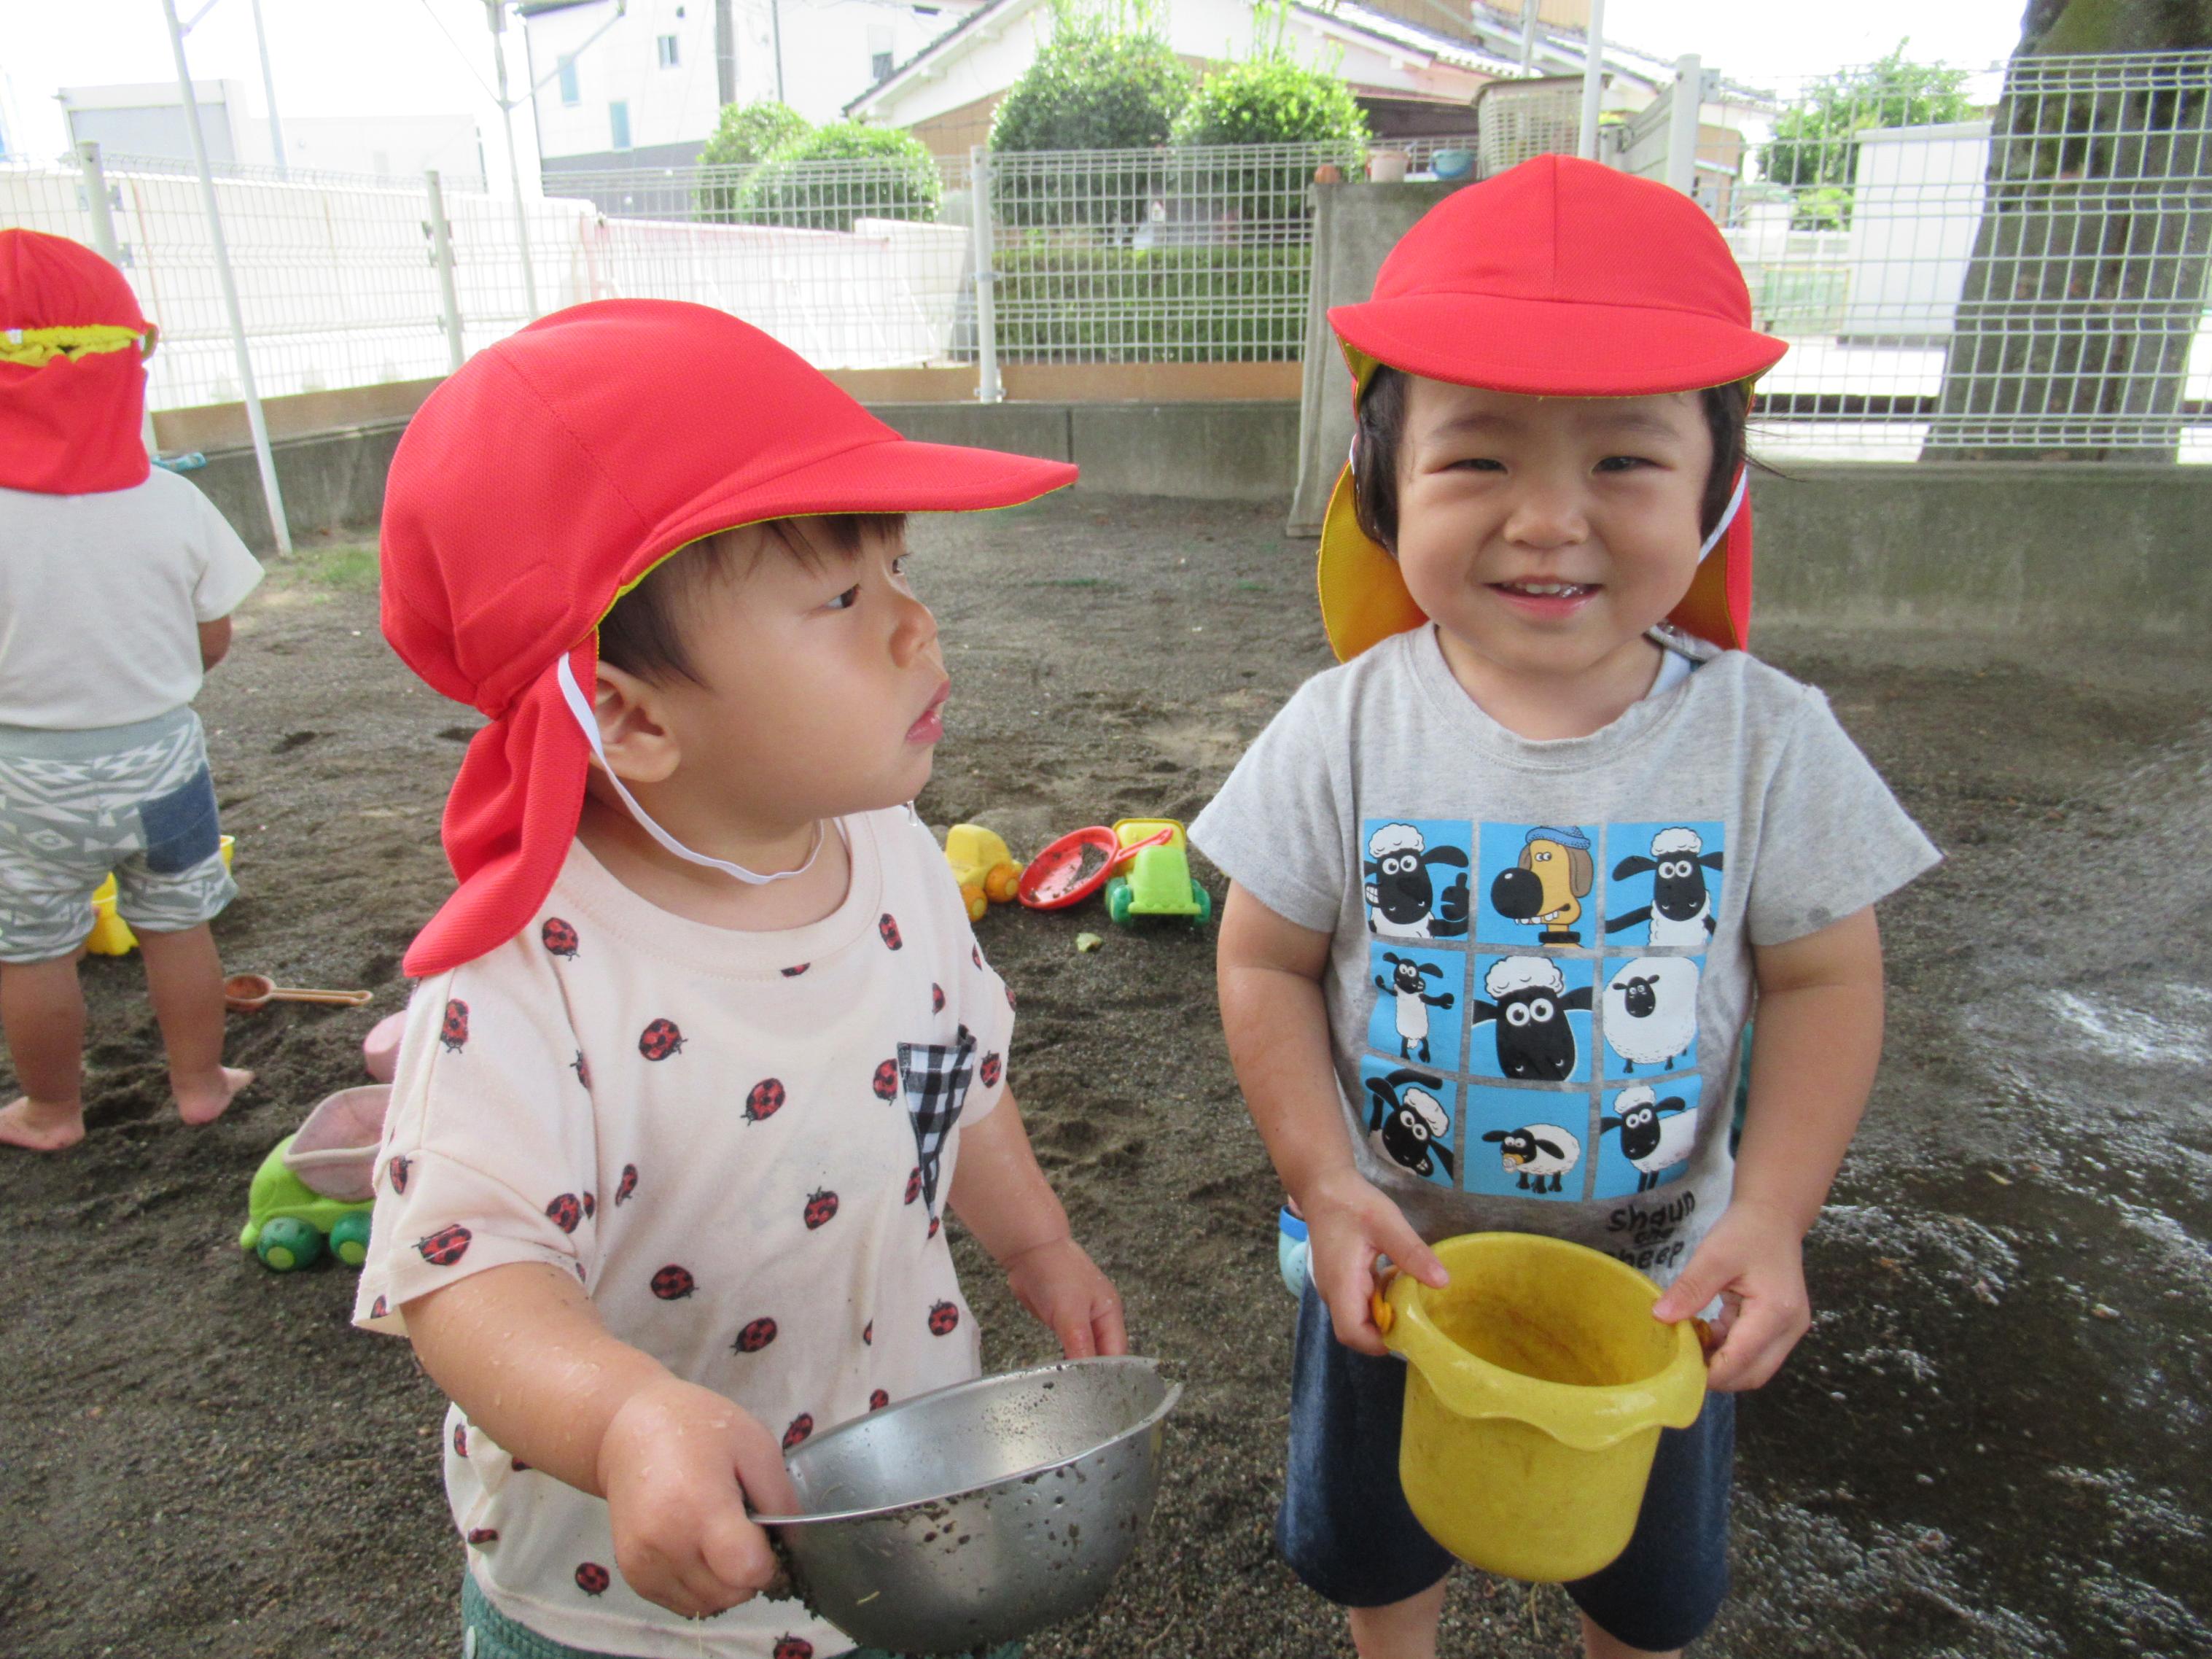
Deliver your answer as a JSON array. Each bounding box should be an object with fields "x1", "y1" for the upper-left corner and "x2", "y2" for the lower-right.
[
  {"x1": 1698, "y1": 468, "x2": 1746, "y2": 564},
  {"x1": 554, "y1": 653, "x2": 822, "y2": 886}
]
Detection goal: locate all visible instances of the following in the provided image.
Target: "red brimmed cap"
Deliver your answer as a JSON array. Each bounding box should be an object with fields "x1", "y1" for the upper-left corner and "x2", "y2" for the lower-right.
[
  {"x1": 1318, "y1": 155, "x2": 1788, "y2": 661},
  {"x1": 383, "y1": 298, "x2": 1078, "y2": 976}
]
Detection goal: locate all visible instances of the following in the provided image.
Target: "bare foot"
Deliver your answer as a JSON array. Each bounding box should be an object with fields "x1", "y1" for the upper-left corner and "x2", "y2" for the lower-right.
[
  {"x1": 175, "y1": 1065, "x2": 253, "y2": 1127},
  {"x1": 0, "y1": 1095, "x2": 87, "y2": 1151}
]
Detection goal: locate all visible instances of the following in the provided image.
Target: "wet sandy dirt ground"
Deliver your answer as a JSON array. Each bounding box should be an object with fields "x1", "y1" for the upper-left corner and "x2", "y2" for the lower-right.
[{"x1": 2, "y1": 492, "x2": 2208, "y2": 1658}]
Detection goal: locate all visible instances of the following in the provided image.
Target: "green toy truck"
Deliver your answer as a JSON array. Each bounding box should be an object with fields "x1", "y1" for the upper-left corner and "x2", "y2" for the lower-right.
[
  {"x1": 1104, "y1": 817, "x2": 1211, "y2": 928},
  {"x1": 240, "y1": 1085, "x2": 386, "y2": 1272}
]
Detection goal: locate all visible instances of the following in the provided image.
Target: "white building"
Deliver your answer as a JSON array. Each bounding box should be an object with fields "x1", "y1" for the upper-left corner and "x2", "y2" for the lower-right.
[
  {"x1": 518, "y1": 0, "x2": 987, "y2": 179},
  {"x1": 844, "y1": 0, "x2": 1769, "y2": 160},
  {"x1": 57, "y1": 81, "x2": 483, "y2": 183}
]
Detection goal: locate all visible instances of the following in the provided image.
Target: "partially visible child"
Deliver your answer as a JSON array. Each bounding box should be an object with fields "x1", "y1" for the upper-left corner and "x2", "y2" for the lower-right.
[
  {"x1": 354, "y1": 300, "x2": 1124, "y2": 1659},
  {"x1": 1193, "y1": 158, "x2": 1940, "y2": 1659},
  {"x1": 0, "y1": 228, "x2": 260, "y2": 1152}
]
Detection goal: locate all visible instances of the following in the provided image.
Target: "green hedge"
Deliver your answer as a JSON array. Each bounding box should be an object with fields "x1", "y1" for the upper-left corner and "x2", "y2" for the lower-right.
[
  {"x1": 733, "y1": 123, "x2": 941, "y2": 233},
  {"x1": 992, "y1": 243, "x2": 1309, "y2": 360}
]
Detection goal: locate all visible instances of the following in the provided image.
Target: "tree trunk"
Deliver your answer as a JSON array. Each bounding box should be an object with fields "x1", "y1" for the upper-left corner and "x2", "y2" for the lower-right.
[{"x1": 1919, "y1": 0, "x2": 2212, "y2": 462}]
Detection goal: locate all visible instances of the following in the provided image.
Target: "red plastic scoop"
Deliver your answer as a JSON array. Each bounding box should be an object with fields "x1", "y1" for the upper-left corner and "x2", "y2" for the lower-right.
[{"x1": 1017, "y1": 825, "x2": 1174, "y2": 910}]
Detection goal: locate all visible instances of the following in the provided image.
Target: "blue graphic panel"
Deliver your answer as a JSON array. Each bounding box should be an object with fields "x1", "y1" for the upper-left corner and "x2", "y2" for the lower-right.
[
  {"x1": 1359, "y1": 818, "x2": 1474, "y2": 943},
  {"x1": 1592, "y1": 1076, "x2": 1705, "y2": 1201},
  {"x1": 1468, "y1": 954, "x2": 1594, "y2": 1083},
  {"x1": 1599, "y1": 955, "x2": 1701, "y2": 1080},
  {"x1": 1463, "y1": 1085, "x2": 1586, "y2": 1203},
  {"x1": 1368, "y1": 943, "x2": 1464, "y2": 1071},
  {"x1": 1358, "y1": 1058, "x2": 1459, "y2": 1190},
  {"x1": 1475, "y1": 822, "x2": 1600, "y2": 949},
  {"x1": 1602, "y1": 821, "x2": 1726, "y2": 950}
]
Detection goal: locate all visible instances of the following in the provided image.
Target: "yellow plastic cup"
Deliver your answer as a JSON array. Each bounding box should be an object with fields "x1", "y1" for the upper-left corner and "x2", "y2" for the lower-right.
[
  {"x1": 1376, "y1": 1232, "x2": 1707, "y2": 1583},
  {"x1": 83, "y1": 835, "x2": 236, "y2": 957}
]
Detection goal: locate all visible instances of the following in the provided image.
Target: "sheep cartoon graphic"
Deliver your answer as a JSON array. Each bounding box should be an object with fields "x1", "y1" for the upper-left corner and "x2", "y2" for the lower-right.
[
  {"x1": 1601, "y1": 956, "x2": 1699, "y2": 1073},
  {"x1": 1601, "y1": 1086, "x2": 1698, "y2": 1192},
  {"x1": 1479, "y1": 1122, "x2": 1581, "y2": 1194},
  {"x1": 1472, "y1": 956, "x2": 1592, "y2": 1081},
  {"x1": 1374, "y1": 952, "x2": 1455, "y2": 1062},
  {"x1": 1363, "y1": 823, "x2": 1471, "y2": 941},
  {"x1": 1365, "y1": 1068, "x2": 1454, "y2": 1181},
  {"x1": 1605, "y1": 827, "x2": 1724, "y2": 947}
]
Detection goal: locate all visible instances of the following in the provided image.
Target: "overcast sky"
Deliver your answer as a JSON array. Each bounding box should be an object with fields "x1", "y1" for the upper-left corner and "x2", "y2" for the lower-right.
[{"x1": 1, "y1": 0, "x2": 2030, "y2": 184}]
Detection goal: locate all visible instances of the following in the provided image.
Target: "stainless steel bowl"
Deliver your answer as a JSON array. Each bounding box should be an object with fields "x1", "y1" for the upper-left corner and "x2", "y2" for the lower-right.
[{"x1": 755, "y1": 1356, "x2": 1180, "y2": 1654}]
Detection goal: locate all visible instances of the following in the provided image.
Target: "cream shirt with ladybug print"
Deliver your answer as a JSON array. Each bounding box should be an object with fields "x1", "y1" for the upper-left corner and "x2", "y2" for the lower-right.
[{"x1": 352, "y1": 807, "x2": 1013, "y2": 1659}]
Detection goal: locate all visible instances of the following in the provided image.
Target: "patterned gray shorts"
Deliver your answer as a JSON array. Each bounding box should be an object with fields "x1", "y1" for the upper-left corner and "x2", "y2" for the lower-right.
[{"x1": 0, "y1": 707, "x2": 237, "y2": 965}]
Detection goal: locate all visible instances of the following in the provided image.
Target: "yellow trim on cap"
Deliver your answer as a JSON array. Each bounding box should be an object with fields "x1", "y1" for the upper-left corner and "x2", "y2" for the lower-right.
[{"x1": 0, "y1": 324, "x2": 144, "y2": 367}]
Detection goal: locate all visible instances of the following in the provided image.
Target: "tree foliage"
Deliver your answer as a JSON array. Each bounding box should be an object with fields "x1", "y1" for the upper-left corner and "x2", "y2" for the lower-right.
[
  {"x1": 1168, "y1": 54, "x2": 1368, "y2": 149},
  {"x1": 1759, "y1": 44, "x2": 1974, "y2": 228},
  {"x1": 733, "y1": 123, "x2": 941, "y2": 233},
  {"x1": 694, "y1": 101, "x2": 812, "y2": 222},
  {"x1": 988, "y1": 15, "x2": 1195, "y2": 152}
]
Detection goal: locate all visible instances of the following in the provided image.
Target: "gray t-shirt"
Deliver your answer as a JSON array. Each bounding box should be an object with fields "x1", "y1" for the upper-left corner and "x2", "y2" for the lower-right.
[{"x1": 1191, "y1": 626, "x2": 1941, "y2": 1286}]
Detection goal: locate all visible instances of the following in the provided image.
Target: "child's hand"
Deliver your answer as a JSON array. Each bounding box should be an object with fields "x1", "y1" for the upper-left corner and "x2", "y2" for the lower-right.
[
  {"x1": 1004, "y1": 1236, "x2": 1128, "y2": 1358},
  {"x1": 596, "y1": 1376, "x2": 800, "y2": 1619},
  {"x1": 1298, "y1": 1166, "x2": 1448, "y2": 1357},
  {"x1": 1651, "y1": 1199, "x2": 1811, "y2": 1391}
]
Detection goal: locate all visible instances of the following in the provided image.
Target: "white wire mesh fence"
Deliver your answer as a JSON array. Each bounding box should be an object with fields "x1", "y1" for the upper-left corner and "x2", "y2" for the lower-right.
[{"x1": 5, "y1": 53, "x2": 2208, "y2": 462}]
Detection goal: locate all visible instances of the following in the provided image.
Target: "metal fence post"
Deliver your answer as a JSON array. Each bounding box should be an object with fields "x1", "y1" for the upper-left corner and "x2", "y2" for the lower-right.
[
  {"x1": 74, "y1": 141, "x2": 158, "y2": 457},
  {"x1": 1665, "y1": 55, "x2": 1702, "y2": 198},
  {"x1": 970, "y1": 145, "x2": 1002, "y2": 405},
  {"x1": 424, "y1": 169, "x2": 466, "y2": 374}
]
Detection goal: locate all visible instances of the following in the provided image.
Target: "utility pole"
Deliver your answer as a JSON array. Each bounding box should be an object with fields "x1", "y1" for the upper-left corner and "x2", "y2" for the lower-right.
[
  {"x1": 1576, "y1": 0, "x2": 1606, "y2": 161},
  {"x1": 771, "y1": 0, "x2": 785, "y2": 103},
  {"x1": 715, "y1": 0, "x2": 737, "y2": 105},
  {"x1": 485, "y1": 0, "x2": 542, "y2": 320},
  {"x1": 246, "y1": 0, "x2": 287, "y2": 174},
  {"x1": 1520, "y1": 0, "x2": 1538, "y2": 71},
  {"x1": 158, "y1": 0, "x2": 290, "y2": 555}
]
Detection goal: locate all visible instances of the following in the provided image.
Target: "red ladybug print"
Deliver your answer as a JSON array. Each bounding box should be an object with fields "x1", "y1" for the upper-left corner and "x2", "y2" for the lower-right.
[
  {"x1": 869, "y1": 1389, "x2": 890, "y2": 1412},
  {"x1": 928, "y1": 1300, "x2": 961, "y2": 1336},
  {"x1": 638, "y1": 1018, "x2": 685, "y2": 1061},
  {"x1": 733, "y1": 1316, "x2": 778, "y2": 1353},
  {"x1": 872, "y1": 1060, "x2": 900, "y2": 1101},
  {"x1": 744, "y1": 1078, "x2": 786, "y2": 1123},
  {"x1": 467, "y1": 1528, "x2": 499, "y2": 1545},
  {"x1": 650, "y1": 1264, "x2": 698, "y2": 1300},
  {"x1": 774, "y1": 1639, "x2": 814, "y2": 1659},
  {"x1": 545, "y1": 1193, "x2": 583, "y2": 1234},
  {"x1": 781, "y1": 963, "x2": 809, "y2": 978},
  {"x1": 803, "y1": 1189, "x2": 839, "y2": 1229},
  {"x1": 511, "y1": 1459, "x2": 531, "y2": 1472},
  {"x1": 862, "y1": 1320, "x2": 873, "y2": 1345},
  {"x1": 931, "y1": 982, "x2": 946, "y2": 1013},
  {"x1": 980, "y1": 1052, "x2": 1002, "y2": 1088},
  {"x1": 387, "y1": 1154, "x2": 410, "y2": 1194},
  {"x1": 453, "y1": 1423, "x2": 469, "y2": 1458},
  {"x1": 783, "y1": 1413, "x2": 814, "y2": 1449},
  {"x1": 1005, "y1": 984, "x2": 1017, "y2": 1010},
  {"x1": 540, "y1": 917, "x2": 580, "y2": 960},
  {"x1": 927, "y1": 1216, "x2": 941, "y2": 1240},
  {"x1": 903, "y1": 1167, "x2": 922, "y2": 1205},
  {"x1": 418, "y1": 1224, "x2": 472, "y2": 1266},
  {"x1": 878, "y1": 912, "x2": 903, "y2": 950},
  {"x1": 615, "y1": 1164, "x2": 639, "y2": 1205},
  {"x1": 581, "y1": 1191, "x2": 596, "y2": 1219},
  {"x1": 440, "y1": 998, "x2": 470, "y2": 1053},
  {"x1": 971, "y1": 945, "x2": 982, "y2": 969},
  {"x1": 575, "y1": 1563, "x2": 610, "y2": 1596},
  {"x1": 370, "y1": 1294, "x2": 389, "y2": 1320},
  {"x1": 571, "y1": 1050, "x2": 591, "y2": 1089}
]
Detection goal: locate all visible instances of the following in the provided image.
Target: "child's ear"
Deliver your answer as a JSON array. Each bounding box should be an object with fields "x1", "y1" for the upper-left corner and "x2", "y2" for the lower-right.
[{"x1": 591, "y1": 661, "x2": 682, "y2": 785}]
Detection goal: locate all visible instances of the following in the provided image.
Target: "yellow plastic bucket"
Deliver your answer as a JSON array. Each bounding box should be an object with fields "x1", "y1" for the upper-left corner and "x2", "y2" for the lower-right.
[
  {"x1": 84, "y1": 835, "x2": 236, "y2": 957},
  {"x1": 1376, "y1": 1232, "x2": 1707, "y2": 1582}
]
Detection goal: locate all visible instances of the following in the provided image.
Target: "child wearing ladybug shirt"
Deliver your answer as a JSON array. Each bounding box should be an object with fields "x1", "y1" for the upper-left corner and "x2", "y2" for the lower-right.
[
  {"x1": 352, "y1": 301, "x2": 1123, "y2": 1659},
  {"x1": 1191, "y1": 158, "x2": 1937, "y2": 1659}
]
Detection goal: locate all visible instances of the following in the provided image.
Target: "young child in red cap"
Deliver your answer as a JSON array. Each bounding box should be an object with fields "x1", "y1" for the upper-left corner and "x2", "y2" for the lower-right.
[
  {"x1": 1191, "y1": 156, "x2": 1941, "y2": 1658},
  {"x1": 352, "y1": 299, "x2": 1123, "y2": 1659},
  {"x1": 0, "y1": 228, "x2": 260, "y2": 1152}
]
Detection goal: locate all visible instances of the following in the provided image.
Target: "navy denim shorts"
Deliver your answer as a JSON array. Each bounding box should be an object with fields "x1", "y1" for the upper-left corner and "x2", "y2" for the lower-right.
[{"x1": 1278, "y1": 1280, "x2": 1734, "y2": 1652}]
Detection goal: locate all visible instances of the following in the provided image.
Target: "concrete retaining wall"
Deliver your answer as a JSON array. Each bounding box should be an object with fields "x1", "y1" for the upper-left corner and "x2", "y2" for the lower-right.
[{"x1": 182, "y1": 402, "x2": 2209, "y2": 637}]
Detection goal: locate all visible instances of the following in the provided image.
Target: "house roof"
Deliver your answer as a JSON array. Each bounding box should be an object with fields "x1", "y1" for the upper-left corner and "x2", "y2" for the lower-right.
[{"x1": 845, "y1": 0, "x2": 1766, "y2": 121}]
